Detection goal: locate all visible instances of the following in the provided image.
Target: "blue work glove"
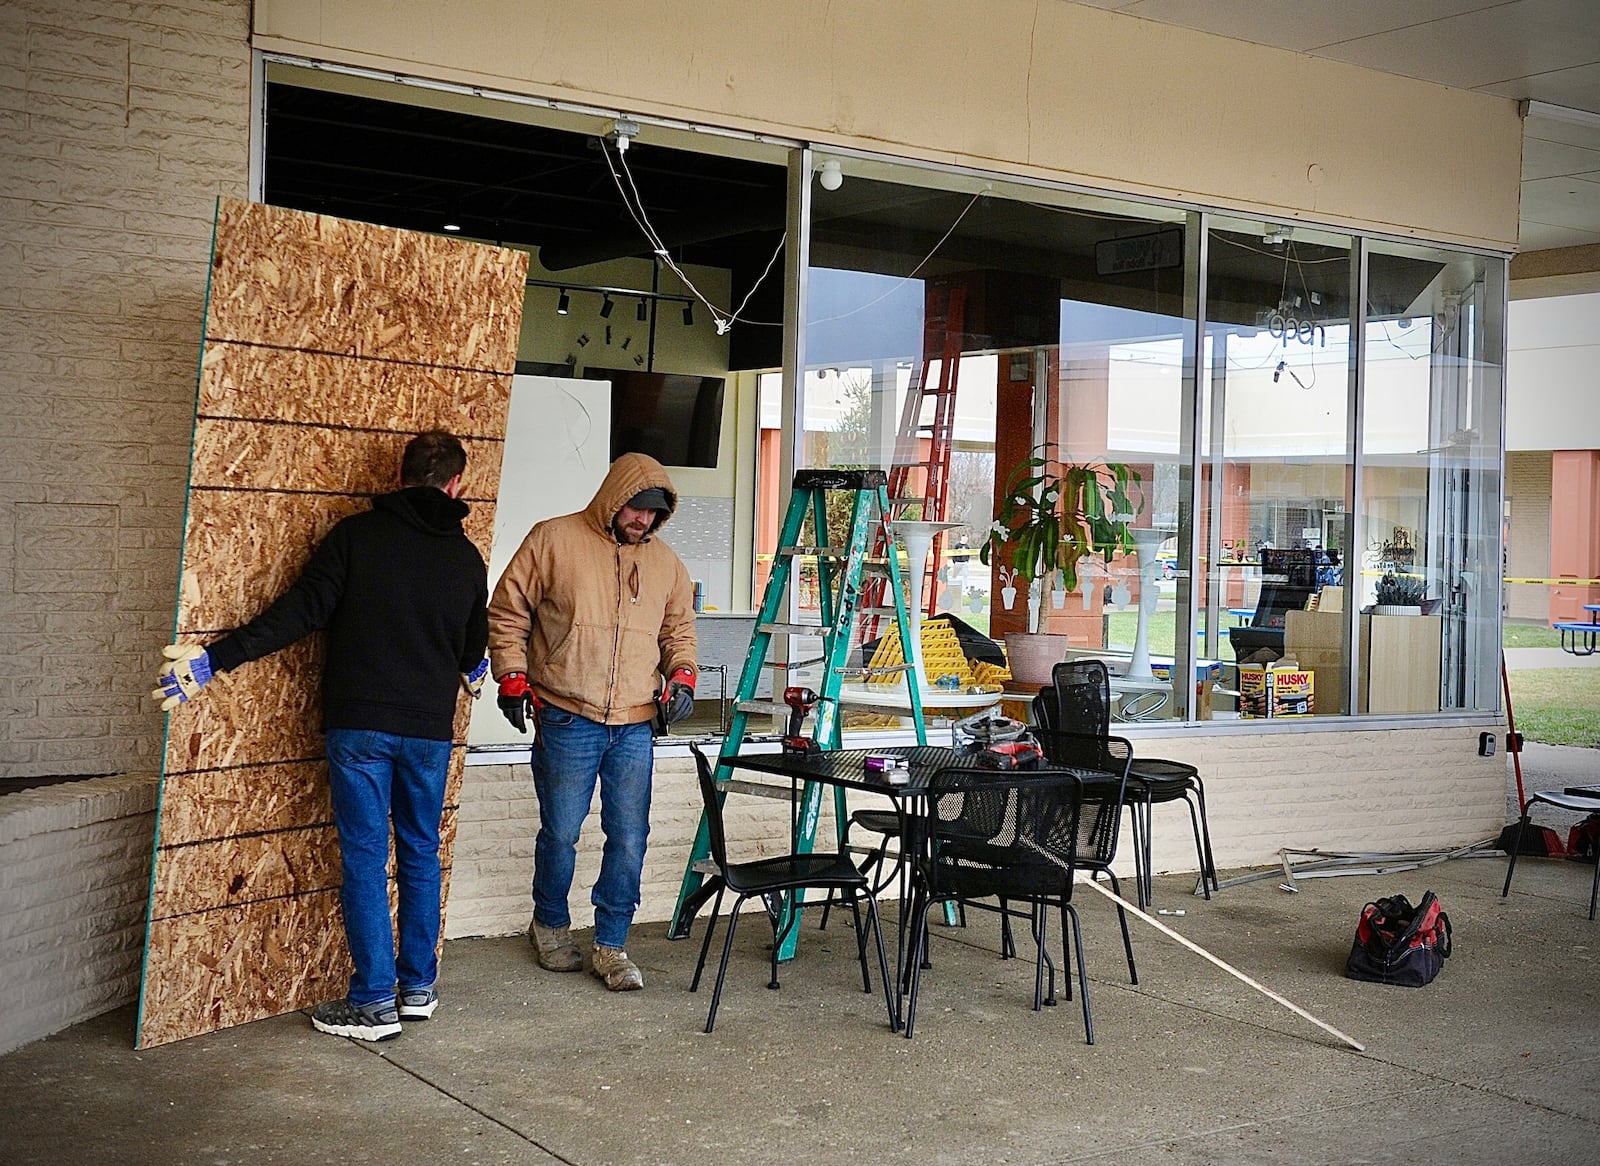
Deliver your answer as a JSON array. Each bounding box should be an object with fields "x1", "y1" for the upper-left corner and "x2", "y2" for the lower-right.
[
  {"x1": 659, "y1": 667, "x2": 696, "y2": 725},
  {"x1": 461, "y1": 657, "x2": 490, "y2": 699},
  {"x1": 153, "y1": 643, "x2": 214, "y2": 711}
]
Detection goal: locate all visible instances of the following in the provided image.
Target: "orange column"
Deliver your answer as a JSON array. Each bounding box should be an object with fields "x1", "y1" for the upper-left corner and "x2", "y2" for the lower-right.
[{"x1": 1549, "y1": 450, "x2": 1600, "y2": 622}]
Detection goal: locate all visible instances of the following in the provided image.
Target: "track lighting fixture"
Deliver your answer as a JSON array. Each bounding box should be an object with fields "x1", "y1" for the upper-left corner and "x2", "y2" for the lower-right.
[
  {"x1": 556, "y1": 289, "x2": 570, "y2": 315},
  {"x1": 637, "y1": 298, "x2": 648, "y2": 322},
  {"x1": 600, "y1": 293, "x2": 615, "y2": 318},
  {"x1": 682, "y1": 301, "x2": 694, "y2": 326}
]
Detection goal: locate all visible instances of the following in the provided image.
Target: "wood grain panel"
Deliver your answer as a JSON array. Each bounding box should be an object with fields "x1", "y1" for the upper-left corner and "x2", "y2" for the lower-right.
[
  {"x1": 205, "y1": 199, "x2": 527, "y2": 370},
  {"x1": 198, "y1": 343, "x2": 512, "y2": 438},
  {"x1": 139, "y1": 199, "x2": 523, "y2": 1048},
  {"x1": 157, "y1": 760, "x2": 333, "y2": 846},
  {"x1": 140, "y1": 890, "x2": 351, "y2": 1047}
]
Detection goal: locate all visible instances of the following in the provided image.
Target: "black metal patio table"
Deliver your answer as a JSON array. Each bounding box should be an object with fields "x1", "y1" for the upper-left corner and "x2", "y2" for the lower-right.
[{"x1": 712, "y1": 745, "x2": 1122, "y2": 1023}]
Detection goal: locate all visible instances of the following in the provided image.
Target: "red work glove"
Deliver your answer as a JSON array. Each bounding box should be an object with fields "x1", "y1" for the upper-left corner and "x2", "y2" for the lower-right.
[
  {"x1": 496, "y1": 672, "x2": 544, "y2": 734},
  {"x1": 659, "y1": 666, "x2": 696, "y2": 725}
]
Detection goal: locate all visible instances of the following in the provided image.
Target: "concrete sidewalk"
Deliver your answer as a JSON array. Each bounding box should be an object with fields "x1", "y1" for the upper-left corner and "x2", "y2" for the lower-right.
[{"x1": 5, "y1": 855, "x2": 1599, "y2": 1166}]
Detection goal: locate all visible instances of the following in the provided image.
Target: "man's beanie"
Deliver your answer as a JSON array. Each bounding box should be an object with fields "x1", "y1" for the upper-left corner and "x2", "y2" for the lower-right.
[{"x1": 627, "y1": 487, "x2": 671, "y2": 512}]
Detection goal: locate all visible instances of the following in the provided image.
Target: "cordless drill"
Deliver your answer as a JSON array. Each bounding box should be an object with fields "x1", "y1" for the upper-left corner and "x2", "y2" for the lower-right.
[{"x1": 781, "y1": 686, "x2": 822, "y2": 755}]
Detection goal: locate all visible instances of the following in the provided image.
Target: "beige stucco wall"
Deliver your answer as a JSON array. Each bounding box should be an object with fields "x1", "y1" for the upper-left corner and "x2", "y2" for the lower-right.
[{"x1": 253, "y1": 0, "x2": 1523, "y2": 250}]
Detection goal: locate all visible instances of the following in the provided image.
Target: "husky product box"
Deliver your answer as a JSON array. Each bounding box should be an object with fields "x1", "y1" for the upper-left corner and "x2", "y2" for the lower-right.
[
  {"x1": 1238, "y1": 662, "x2": 1314, "y2": 718},
  {"x1": 1269, "y1": 664, "x2": 1314, "y2": 717}
]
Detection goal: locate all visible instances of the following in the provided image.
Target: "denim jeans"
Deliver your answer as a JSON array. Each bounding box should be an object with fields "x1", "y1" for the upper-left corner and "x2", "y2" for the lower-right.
[
  {"x1": 324, "y1": 727, "x2": 452, "y2": 1007},
  {"x1": 530, "y1": 708, "x2": 654, "y2": 950}
]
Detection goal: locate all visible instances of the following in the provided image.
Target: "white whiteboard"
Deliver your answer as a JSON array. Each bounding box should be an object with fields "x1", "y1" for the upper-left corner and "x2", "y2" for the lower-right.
[{"x1": 468, "y1": 374, "x2": 611, "y2": 747}]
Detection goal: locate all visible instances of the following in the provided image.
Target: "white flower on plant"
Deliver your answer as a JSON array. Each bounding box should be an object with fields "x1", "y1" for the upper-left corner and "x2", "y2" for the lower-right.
[{"x1": 988, "y1": 521, "x2": 1009, "y2": 542}]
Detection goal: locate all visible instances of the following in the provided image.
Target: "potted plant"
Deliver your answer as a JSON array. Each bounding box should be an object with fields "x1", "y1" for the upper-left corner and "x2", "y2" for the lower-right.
[
  {"x1": 1372, "y1": 572, "x2": 1425, "y2": 615},
  {"x1": 979, "y1": 443, "x2": 1142, "y2": 682}
]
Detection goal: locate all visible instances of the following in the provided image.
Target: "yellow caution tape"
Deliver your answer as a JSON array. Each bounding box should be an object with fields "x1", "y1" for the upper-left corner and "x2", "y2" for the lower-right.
[{"x1": 1504, "y1": 577, "x2": 1600, "y2": 586}]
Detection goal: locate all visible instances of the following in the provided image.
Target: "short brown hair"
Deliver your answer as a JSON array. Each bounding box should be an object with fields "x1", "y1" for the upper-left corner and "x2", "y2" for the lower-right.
[{"x1": 401, "y1": 429, "x2": 467, "y2": 488}]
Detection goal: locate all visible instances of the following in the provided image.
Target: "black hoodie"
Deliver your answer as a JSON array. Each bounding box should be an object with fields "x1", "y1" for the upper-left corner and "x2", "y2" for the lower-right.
[{"x1": 207, "y1": 486, "x2": 489, "y2": 741}]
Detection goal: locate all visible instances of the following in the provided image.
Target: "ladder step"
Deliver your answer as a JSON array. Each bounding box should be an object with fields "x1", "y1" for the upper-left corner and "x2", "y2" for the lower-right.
[
  {"x1": 778, "y1": 544, "x2": 852, "y2": 558},
  {"x1": 835, "y1": 696, "x2": 920, "y2": 717},
  {"x1": 758, "y1": 622, "x2": 825, "y2": 636},
  {"x1": 735, "y1": 699, "x2": 790, "y2": 716},
  {"x1": 691, "y1": 857, "x2": 719, "y2": 876},
  {"x1": 719, "y1": 778, "x2": 798, "y2": 802}
]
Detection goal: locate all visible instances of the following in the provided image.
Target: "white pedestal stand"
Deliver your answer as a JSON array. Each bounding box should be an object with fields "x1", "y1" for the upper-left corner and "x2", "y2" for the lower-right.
[
  {"x1": 890, "y1": 520, "x2": 960, "y2": 689},
  {"x1": 1126, "y1": 527, "x2": 1166, "y2": 681}
]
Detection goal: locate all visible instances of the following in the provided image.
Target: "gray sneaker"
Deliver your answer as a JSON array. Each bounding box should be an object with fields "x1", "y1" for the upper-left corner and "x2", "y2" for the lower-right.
[
  {"x1": 529, "y1": 917, "x2": 583, "y2": 972},
  {"x1": 397, "y1": 986, "x2": 438, "y2": 1021},
  {"x1": 310, "y1": 997, "x2": 401, "y2": 1042},
  {"x1": 590, "y1": 943, "x2": 644, "y2": 991}
]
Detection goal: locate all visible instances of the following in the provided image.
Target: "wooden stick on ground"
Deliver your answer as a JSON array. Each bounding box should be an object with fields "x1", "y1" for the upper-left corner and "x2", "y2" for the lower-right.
[{"x1": 1076, "y1": 874, "x2": 1367, "y2": 1053}]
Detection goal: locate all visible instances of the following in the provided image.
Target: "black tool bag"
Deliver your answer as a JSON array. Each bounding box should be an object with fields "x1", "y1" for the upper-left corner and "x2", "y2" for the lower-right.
[{"x1": 1344, "y1": 891, "x2": 1452, "y2": 987}]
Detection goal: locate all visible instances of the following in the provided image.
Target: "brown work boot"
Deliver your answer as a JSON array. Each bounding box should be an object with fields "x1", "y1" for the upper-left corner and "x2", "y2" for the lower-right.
[
  {"x1": 590, "y1": 943, "x2": 644, "y2": 991},
  {"x1": 528, "y1": 918, "x2": 583, "y2": 972}
]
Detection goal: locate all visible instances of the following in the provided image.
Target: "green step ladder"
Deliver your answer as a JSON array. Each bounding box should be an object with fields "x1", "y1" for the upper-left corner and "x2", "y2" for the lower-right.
[{"x1": 668, "y1": 469, "x2": 927, "y2": 956}]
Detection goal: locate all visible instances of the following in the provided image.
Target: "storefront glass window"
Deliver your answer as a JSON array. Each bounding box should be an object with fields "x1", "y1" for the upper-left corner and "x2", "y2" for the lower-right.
[
  {"x1": 1200, "y1": 219, "x2": 1354, "y2": 717},
  {"x1": 1360, "y1": 243, "x2": 1505, "y2": 712}
]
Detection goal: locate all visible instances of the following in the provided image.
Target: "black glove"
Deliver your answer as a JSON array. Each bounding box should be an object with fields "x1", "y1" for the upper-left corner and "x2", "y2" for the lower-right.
[
  {"x1": 497, "y1": 672, "x2": 536, "y2": 734},
  {"x1": 660, "y1": 667, "x2": 696, "y2": 725}
]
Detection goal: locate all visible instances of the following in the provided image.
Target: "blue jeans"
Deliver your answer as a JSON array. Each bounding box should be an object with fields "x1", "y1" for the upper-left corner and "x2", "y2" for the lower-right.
[
  {"x1": 324, "y1": 727, "x2": 452, "y2": 1007},
  {"x1": 530, "y1": 708, "x2": 654, "y2": 950}
]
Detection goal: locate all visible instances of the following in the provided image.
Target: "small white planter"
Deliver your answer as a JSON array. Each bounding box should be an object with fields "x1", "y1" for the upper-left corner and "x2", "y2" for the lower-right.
[{"x1": 1372, "y1": 604, "x2": 1422, "y2": 616}]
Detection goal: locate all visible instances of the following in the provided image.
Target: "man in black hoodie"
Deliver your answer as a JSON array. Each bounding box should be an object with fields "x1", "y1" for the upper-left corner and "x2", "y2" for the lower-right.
[{"x1": 153, "y1": 430, "x2": 489, "y2": 1042}]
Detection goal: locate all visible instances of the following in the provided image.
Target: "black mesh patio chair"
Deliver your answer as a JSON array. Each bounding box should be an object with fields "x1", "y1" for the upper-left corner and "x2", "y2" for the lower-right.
[
  {"x1": 1036, "y1": 659, "x2": 1218, "y2": 907},
  {"x1": 902, "y1": 765, "x2": 1102, "y2": 1043},
  {"x1": 686, "y1": 746, "x2": 898, "y2": 1034}
]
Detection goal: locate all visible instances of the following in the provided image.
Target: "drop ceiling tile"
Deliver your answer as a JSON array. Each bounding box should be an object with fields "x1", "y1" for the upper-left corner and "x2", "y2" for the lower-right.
[
  {"x1": 1522, "y1": 137, "x2": 1600, "y2": 180},
  {"x1": 1519, "y1": 218, "x2": 1600, "y2": 249},
  {"x1": 1479, "y1": 60, "x2": 1600, "y2": 111},
  {"x1": 1520, "y1": 174, "x2": 1600, "y2": 229}
]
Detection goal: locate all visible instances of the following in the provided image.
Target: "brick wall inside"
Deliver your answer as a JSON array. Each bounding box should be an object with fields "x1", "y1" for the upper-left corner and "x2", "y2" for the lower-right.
[
  {"x1": 0, "y1": 773, "x2": 158, "y2": 1055},
  {"x1": 0, "y1": 0, "x2": 253, "y2": 779}
]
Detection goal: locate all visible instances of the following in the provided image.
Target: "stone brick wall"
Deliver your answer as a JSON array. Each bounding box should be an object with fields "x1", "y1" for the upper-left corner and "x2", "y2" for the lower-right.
[
  {"x1": 0, "y1": 774, "x2": 158, "y2": 1054},
  {"x1": 0, "y1": 0, "x2": 252, "y2": 778}
]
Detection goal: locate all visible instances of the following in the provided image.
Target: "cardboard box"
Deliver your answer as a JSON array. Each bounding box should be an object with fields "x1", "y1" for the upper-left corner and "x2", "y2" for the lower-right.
[{"x1": 1238, "y1": 662, "x2": 1314, "y2": 718}]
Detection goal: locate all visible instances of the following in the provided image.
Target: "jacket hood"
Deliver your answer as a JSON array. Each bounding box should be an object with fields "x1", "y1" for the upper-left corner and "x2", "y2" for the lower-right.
[
  {"x1": 374, "y1": 485, "x2": 469, "y2": 535},
  {"x1": 585, "y1": 452, "x2": 677, "y2": 539}
]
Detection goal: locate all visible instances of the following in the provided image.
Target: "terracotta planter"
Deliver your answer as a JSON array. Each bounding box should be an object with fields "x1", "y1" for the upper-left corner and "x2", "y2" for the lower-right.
[{"x1": 1004, "y1": 632, "x2": 1074, "y2": 687}]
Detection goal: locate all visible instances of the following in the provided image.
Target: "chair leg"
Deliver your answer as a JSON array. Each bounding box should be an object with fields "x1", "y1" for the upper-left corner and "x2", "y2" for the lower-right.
[
  {"x1": 847, "y1": 893, "x2": 872, "y2": 992},
  {"x1": 1182, "y1": 796, "x2": 1211, "y2": 902},
  {"x1": 1062, "y1": 902, "x2": 1094, "y2": 1045},
  {"x1": 1125, "y1": 795, "x2": 1151, "y2": 910},
  {"x1": 1589, "y1": 850, "x2": 1600, "y2": 922},
  {"x1": 689, "y1": 885, "x2": 726, "y2": 993},
  {"x1": 863, "y1": 895, "x2": 899, "y2": 1032},
  {"x1": 1501, "y1": 813, "x2": 1531, "y2": 898},
  {"x1": 705, "y1": 894, "x2": 748, "y2": 1033},
  {"x1": 1103, "y1": 871, "x2": 1138, "y2": 986},
  {"x1": 903, "y1": 895, "x2": 941, "y2": 1039},
  {"x1": 1190, "y1": 778, "x2": 1220, "y2": 893},
  {"x1": 1032, "y1": 902, "x2": 1052, "y2": 1011}
]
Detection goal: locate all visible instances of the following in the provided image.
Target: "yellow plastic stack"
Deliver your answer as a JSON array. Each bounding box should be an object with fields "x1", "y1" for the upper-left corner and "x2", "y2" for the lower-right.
[{"x1": 865, "y1": 620, "x2": 977, "y2": 687}]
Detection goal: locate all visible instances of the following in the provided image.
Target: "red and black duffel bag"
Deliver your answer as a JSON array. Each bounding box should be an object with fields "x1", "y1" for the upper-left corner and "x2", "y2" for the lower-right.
[{"x1": 1344, "y1": 890, "x2": 1452, "y2": 987}]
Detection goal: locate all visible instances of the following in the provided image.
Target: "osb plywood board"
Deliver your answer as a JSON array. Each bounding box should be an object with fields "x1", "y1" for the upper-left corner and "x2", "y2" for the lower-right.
[
  {"x1": 139, "y1": 199, "x2": 525, "y2": 1048},
  {"x1": 205, "y1": 198, "x2": 526, "y2": 370},
  {"x1": 199, "y1": 343, "x2": 511, "y2": 436},
  {"x1": 139, "y1": 821, "x2": 462, "y2": 1048},
  {"x1": 178, "y1": 489, "x2": 496, "y2": 635}
]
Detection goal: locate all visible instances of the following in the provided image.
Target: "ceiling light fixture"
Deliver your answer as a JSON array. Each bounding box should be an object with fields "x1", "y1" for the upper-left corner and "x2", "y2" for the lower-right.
[
  {"x1": 442, "y1": 222, "x2": 461, "y2": 233},
  {"x1": 818, "y1": 159, "x2": 843, "y2": 191},
  {"x1": 682, "y1": 301, "x2": 694, "y2": 326},
  {"x1": 637, "y1": 298, "x2": 649, "y2": 322},
  {"x1": 600, "y1": 293, "x2": 615, "y2": 318},
  {"x1": 556, "y1": 289, "x2": 570, "y2": 315}
]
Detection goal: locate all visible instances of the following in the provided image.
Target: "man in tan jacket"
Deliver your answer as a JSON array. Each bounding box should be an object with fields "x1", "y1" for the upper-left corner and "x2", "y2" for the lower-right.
[{"x1": 488, "y1": 452, "x2": 698, "y2": 990}]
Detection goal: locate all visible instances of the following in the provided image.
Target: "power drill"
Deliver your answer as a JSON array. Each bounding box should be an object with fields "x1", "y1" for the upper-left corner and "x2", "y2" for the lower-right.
[{"x1": 781, "y1": 686, "x2": 821, "y2": 755}]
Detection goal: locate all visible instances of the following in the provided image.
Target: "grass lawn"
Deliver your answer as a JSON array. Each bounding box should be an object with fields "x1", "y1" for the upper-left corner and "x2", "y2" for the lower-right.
[
  {"x1": 1504, "y1": 623, "x2": 1562, "y2": 649},
  {"x1": 1506, "y1": 668, "x2": 1600, "y2": 748}
]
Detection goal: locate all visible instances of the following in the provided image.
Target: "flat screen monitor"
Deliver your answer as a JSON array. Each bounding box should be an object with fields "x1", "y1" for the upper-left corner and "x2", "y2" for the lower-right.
[{"x1": 585, "y1": 367, "x2": 725, "y2": 469}]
